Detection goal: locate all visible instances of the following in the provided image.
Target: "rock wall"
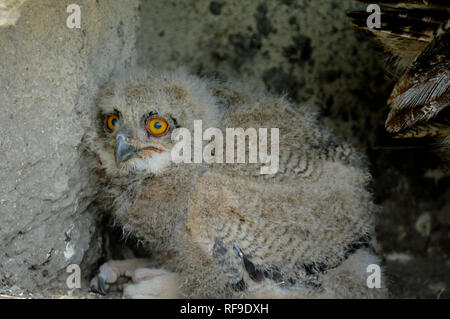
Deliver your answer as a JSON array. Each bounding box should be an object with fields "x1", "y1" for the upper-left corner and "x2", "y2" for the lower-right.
[
  {"x1": 136, "y1": 0, "x2": 389, "y2": 147},
  {"x1": 0, "y1": 0, "x2": 139, "y2": 292}
]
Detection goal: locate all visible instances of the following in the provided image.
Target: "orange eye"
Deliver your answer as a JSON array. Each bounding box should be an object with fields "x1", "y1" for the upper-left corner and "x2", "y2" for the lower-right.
[
  {"x1": 105, "y1": 114, "x2": 119, "y2": 132},
  {"x1": 147, "y1": 117, "x2": 169, "y2": 136}
]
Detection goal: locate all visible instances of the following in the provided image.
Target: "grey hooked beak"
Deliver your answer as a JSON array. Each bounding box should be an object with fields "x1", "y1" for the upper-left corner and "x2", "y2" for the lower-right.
[{"x1": 114, "y1": 135, "x2": 137, "y2": 165}]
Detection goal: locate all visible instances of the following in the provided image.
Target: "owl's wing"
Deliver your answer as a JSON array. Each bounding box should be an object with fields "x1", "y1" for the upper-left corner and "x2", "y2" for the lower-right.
[
  {"x1": 347, "y1": 1, "x2": 448, "y2": 67},
  {"x1": 385, "y1": 29, "x2": 449, "y2": 135},
  {"x1": 348, "y1": 1, "x2": 449, "y2": 145},
  {"x1": 186, "y1": 169, "x2": 372, "y2": 292},
  {"x1": 182, "y1": 82, "x2": 374, "y2": 292}
]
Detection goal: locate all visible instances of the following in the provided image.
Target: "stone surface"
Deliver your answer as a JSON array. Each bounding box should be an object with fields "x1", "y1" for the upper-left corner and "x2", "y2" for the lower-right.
[{"x1": 0, "y1": 0, "x2": 139, "y2": 292}]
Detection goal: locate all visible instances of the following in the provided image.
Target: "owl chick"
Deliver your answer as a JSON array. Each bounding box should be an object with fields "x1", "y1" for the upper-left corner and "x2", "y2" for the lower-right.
[
  {"x1": 348, "y1": 1, "x2": 449, "y2": 149},
  {"x1": 86, "y1": 67, "x2": 385, "y2": 299}
]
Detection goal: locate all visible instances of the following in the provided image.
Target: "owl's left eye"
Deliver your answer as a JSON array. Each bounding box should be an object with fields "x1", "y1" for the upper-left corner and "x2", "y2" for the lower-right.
[{"x1": 146, "y1": 117, "x2": 169, "y2": 136}]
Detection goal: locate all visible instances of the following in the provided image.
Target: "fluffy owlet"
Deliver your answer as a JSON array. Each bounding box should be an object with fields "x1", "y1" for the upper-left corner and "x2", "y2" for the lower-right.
[
  {"x1": 86, "y1": 67, "x2": 385, "y2": 298},
  {"x1": 348, "y1": 1, "x2": 449, "y2": 149}
]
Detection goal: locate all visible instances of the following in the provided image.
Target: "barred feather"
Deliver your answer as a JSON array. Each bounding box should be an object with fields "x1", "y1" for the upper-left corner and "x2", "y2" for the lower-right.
[{"x1": 348, "y1": 1, "x2": 449, "y2": 148}]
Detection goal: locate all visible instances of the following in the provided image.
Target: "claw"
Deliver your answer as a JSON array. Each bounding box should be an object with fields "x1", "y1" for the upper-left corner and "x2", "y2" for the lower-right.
[
  {"x1": 90, "y1": 259, "x2": 154, "y2": 296},
  {"x1": 97, "y1": 272, "x2": 108, "y2": 296}
]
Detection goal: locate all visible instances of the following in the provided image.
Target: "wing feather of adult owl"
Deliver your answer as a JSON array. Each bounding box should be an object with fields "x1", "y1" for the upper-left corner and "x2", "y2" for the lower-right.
[
  {"x1": 348, "y1": 0, "x2": 449, "y2": 148},
  {"x1": 385, "y1": 29, "x2": 449, "y2": 134}
]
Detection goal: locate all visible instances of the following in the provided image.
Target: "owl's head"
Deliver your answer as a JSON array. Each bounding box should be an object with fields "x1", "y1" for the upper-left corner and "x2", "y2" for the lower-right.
[{"x1": 88, "y1": 68, "x2": 221, "y2": 177}]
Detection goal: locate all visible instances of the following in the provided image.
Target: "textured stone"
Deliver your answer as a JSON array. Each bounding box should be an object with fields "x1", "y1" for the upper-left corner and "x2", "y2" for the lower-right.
[{"x1": 0, "y1": 0, "x2": 139, "y2": 291}]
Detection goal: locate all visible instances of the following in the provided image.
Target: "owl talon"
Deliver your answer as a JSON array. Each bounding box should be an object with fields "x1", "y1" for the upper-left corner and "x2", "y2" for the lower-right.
[
  {"x1": 89, "y1": 259, "x2": 154, "y2": 296},
  {"x1": 97, "y1": 273, "x2": 108, "y2": 296},
  {"x1": 89, "y1": 272, "x2": 108, "y2": 295}
]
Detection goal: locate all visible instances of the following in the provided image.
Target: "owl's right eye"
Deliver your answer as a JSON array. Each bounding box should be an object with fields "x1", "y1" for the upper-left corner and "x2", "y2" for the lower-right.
[{"x1": 105, "y1": 114, "x2": 119, "y2": 132}]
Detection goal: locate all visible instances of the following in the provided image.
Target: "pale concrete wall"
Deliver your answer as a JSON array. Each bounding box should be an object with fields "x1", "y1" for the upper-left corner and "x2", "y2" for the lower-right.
[{"x1": 0, "y1": 0, "x2": 139, "y2": 291}]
